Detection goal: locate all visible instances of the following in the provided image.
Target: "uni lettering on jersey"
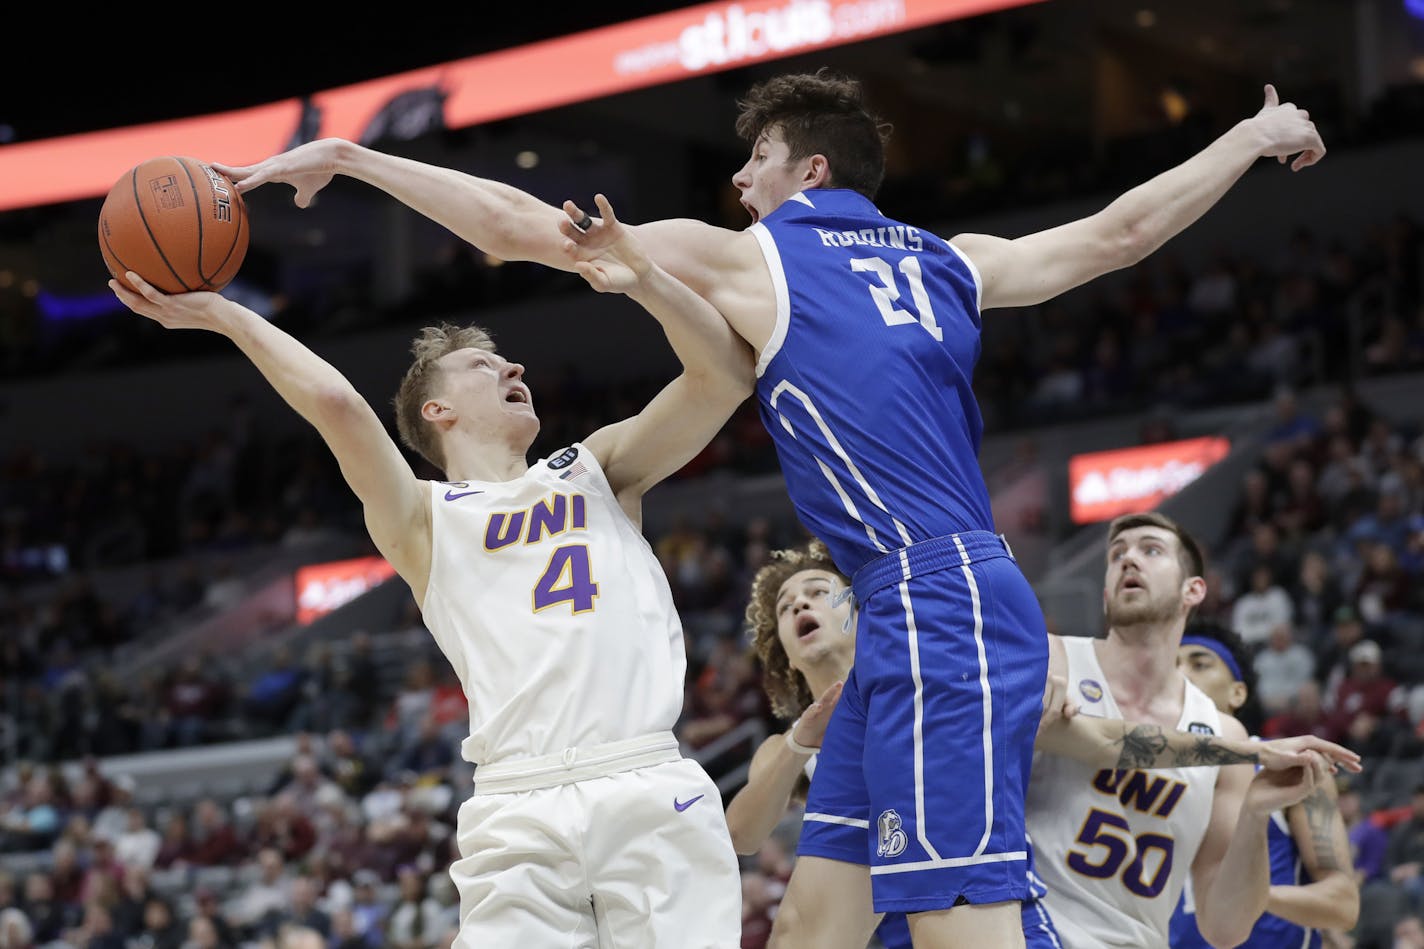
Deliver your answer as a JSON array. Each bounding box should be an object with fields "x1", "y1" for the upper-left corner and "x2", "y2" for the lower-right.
[
  {"x1": 484, "y1": 493, "x2": 588, "y2": 551},
  {"x1": 1091, "y1": 769, "x2": 1189, "y2": 819},
  {"x1": 812, "y1": 225, "x2": 924, "y2": 252}
]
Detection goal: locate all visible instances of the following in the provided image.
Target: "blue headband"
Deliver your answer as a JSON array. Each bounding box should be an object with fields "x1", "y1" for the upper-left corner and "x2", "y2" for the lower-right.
[{"x1": 1181, "y1": 635, "x2": 1244, "y2": 683}]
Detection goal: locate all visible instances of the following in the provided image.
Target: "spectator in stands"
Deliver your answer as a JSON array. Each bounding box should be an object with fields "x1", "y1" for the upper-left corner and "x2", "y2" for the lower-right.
[
  {"x1": 1319, "y1": 606, "x2": 1369, "y2": 697},
  {"x1": 243, "y1": 646, "x2": 308, "y2": 734},
  {"x1": 1327, "y1": 639, "x2": 1402, "y2": 739},
  {"x1": 162, "y1": 654, "x2": 226, "y2": 748},
  {"x1": 189, "y1": 888, "x2": 237, "y2": 947},
  {"x1": 134, "y1": 896, "x2": 185, "y2": 949},
  {"x1": 114, "y1": 807, "x2": 162, "y2": 871},
  {"x1": 182, "y1": 912, "x2": 225, "y2": 949},
  {"x1": 153, "y1": 811, "x2": 194, "y2": 871},
  {"x1": 187, "y1": 799, "x2": 245, "y2": 867},
  {"x1": 385, "y1": 866, "x2": 442, "y2": 949},
  {"x1": 321, "y1": 730, "x2": 379, "y2": 800},
  {"x1": 18, "y1": 872, "x2": 67, "y2": 945},
  {"x1": 263, "y1": 876, "x2": 331, "y2": 940},
  {"x1": 1390, "y1": 787, "x2": 1424, "y2": 911},
  {"x1": 275, "y1": 754, "x2": 345, "y2": 821},
  {"x1": 346, "y1": 871, "x2": 388, "y2": 947},
  {"x1": 1339, "y1": 779, "x2": 1390, "y2": 887},
  {"x1": 0, "y1": 907, "x2": 34, "y2": 949},
  {"x1": 110, "y1": 865, "x2": 158, "y2": 939},
  {"x1": 342, "y1": 632, "x2": 381, "y2": 731},
  {"x1": 1232, "y1": 562, "x2": 1296, "y2": 649},
  {"x1": 63, "y1": 899, "x2": 125, "y2": 949},
  {"x1": 1291, "y1": 548, "x2": 1345, "y2": 647},
  {"x1": 251, "y1": 794, "x2": 317, "y2": 864},
  {"x1": 1254, "y1": 623, "x2": 1317, "y2": 715},
  {"x1": 394, "y1": 717, "x2": 454, "y2": 782},
  {"x1": 0, "y1": 774, "x2": 61, "y2": 851},
  {"x1": 1262, "y1": 679, "x2": 1331, "y2": 741},
  {"x1": 1354, "y1": 538, "x2": 1415, "y2": 626},
  {"x1": 228, "y1": 848, "x2": 292, "y2": 937},
  {"x1": 47, "y1": 839, "x2": 85, "y2": 906}
]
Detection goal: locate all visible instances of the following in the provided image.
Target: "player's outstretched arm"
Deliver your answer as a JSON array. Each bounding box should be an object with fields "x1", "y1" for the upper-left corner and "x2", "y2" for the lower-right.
[
  {"x1": 567, "y1": 195, "x2": 756, "y2": 509},
  {"x1": 1265, "y1": 777, "x2": 1360, "y2": 930},
  {"x1": 955, "y1": 83, "x2": 1325, "y2": 311},
  {"x1": 214, "y1": 139, "x2": 574, "y2": 273},
  {"x1": 1036, "y1": 714, "x2": 1363, "y2": 774},
  {"x1": 108, "y1": 273, "x2": 431, "y2": 598},
  {"x1": 725, "y1": 681, "x2": 843, "y2": 855}
]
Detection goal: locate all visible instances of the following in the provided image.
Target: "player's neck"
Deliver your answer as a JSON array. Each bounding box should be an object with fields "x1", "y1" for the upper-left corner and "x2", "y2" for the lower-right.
[
  {"x1": 442, "y1": 437, "x2": 530, "y2": 483},
  {"x1": 802, "y1": 655, "x2": 852, "y2": 698},
  {"x1": 1097, "y1": 627, "x2": 1186, "y2": 717}
]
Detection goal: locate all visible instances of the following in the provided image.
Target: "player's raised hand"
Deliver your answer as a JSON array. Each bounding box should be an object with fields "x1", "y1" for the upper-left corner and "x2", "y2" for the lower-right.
[
  {"x1": 788, "y1": 680, "x2": 845, "y2": 752},
  {"x1": 1252, "y1": 83, "x2": 1326, "y2": 171},
  {"x1": 213, "y1": 139, "x2": 342, "y2": 208},
  {"x1": 1244, "y1": 749, "x2": 1331, "y2": 816},
  {"x1": 1255, "y1": 734, "x2": 1363, "y2": 774},
  {"x1": 109, "y1": 272, "x2": 227, "y2": 332},
  {"x1": 559, "y1": 193, "x2": 652, "y2": 294}
]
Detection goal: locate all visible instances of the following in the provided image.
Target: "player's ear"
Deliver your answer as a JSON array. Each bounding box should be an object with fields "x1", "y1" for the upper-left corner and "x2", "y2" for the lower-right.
[
  {"x1": 1228, "y1": 680, "x2": 1247, "y2": 712},
  {"x1": 421, "y1": 398, "x2": 453, "y2": 424},
  {"x1": 804, "y1": 154, "x2": 831, "y2": 189},
  {"x1": 1182, "y1": 575, "x2": 1207, "y2": 608}
]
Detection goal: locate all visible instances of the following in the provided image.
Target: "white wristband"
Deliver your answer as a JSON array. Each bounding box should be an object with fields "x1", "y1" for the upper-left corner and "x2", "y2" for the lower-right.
[{"x1": 785, "y1": 720, "x2": 818, "y2": 756}]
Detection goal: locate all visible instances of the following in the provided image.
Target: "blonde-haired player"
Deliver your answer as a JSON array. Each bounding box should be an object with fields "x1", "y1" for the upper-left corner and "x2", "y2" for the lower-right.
[{"x1": 107, "y1": 195, "x2": 750, "y2": 948}]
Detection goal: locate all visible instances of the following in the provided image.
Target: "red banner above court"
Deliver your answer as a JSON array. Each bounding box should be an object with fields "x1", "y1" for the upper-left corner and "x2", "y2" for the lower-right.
[{"x1": 0, "y1": 0, "x2": 1043, "y2": 213}]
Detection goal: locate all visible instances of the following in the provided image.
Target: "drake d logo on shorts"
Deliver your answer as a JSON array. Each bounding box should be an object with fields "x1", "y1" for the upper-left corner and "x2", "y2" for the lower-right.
[{"x1": 877, "y1": 809, "x2": 908, "y2": 858}]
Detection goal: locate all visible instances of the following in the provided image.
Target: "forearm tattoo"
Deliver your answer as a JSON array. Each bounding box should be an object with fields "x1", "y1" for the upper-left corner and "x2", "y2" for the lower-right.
[
  {"x1": 1114, "y1": 724, "x2": 1170, "y2": 768},
  {"x1": 1301, "y1": 788, "x2": 1345, "y2": 872},
  {"x1": 1112, "y1": 725, "x2": 1259, "y2": 769}
]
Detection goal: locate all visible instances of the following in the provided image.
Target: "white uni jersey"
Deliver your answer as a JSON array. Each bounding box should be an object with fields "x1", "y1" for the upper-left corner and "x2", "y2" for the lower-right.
[
  {"x1": 1025, "y1": 636, "x2": 1221, "y2": 949},
  {"x1": 420, "y1": 443, "x2": 686, "y2": 766}
]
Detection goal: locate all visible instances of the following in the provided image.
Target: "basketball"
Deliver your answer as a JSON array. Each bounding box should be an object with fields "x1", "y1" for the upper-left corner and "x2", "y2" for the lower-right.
[{"x1": 98, "y1": 156, "x2": 249, "y2": 294}]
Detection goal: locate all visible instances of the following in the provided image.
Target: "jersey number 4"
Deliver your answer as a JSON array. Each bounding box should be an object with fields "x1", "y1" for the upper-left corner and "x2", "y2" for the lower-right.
[
  {"x1": 1066, "y1": 808, "x2": 1175, "y2": 899},
  {"x1": 850, "y1": 256, "x2": 943, "y2": 341},
  {"x1": 532, "y1": 544, "x2": 599, "y2": 613}
]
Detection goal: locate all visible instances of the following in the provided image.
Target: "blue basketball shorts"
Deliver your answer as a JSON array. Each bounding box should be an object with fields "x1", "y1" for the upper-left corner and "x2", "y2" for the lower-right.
[{"x1": 798, "y1": 530, "x2": 1050, "y2": 914}]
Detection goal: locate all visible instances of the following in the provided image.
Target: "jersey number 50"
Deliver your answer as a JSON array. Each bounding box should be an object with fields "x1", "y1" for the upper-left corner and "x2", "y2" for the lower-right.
[
  {"x1": 1066, "y1": 808, "x2": 1175, "y2": 899},
  {"x1": 850, "y1": 256, "x2": 943, "y2": 341}
]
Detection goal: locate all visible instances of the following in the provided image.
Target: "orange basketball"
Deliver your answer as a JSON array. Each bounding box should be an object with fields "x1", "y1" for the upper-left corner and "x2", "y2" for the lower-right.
[{"x1": 98, "y1": 156, "x2": 249, "y2": 294}]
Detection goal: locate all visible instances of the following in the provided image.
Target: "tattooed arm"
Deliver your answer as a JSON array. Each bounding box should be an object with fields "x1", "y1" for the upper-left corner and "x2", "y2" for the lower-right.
[
  {"x1": 1035, "y1": 715, "x2": 1362, "y2": 772},
  {"x1": 1262, "y1": 779, "x2": 1360, "y2": 930}
]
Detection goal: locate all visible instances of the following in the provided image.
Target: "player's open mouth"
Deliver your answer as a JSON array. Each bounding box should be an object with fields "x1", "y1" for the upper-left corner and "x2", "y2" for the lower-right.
[
  {"x1": 741, "y1": 199, "x2": 759, "y2": 223},
  {"x1": 796, "y1": 614, "x2": 820, "y2": 639},
  {"x1": 504, "y1": 387, "x2": 529, "y2": 405}
]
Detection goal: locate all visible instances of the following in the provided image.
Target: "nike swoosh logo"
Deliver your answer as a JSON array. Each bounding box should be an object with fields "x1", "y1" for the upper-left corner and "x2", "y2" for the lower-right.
[
  {"x1": 444, "y1": 490, "x2": 484, "y2": 501},
  {"x1": 673, "y1": 795, "x2": 704, "y2": 812}
]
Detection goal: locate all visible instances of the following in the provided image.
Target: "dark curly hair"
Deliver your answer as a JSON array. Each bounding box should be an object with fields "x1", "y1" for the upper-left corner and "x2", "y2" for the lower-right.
[
  {"x1": 735, "y1": 69, "x2": 891, "y2": 200},
  {"x1": 745, "y1": 538, "x2": 845, "y2": 719}
]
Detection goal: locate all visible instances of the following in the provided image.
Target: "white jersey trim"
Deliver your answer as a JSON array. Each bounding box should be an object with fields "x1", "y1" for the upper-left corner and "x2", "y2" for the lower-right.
[{"x1": 749, "y1": 221, "x2": 791, "y2": 378}]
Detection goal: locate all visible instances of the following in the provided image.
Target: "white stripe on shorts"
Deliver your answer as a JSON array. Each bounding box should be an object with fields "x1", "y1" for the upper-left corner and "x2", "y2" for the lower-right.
[
  {"x1": 804, "y1": 812, "x2": 872, "y2": 829},
  {"x1": 869, "y1": 849, "x2": 1027, "y2": 875}
]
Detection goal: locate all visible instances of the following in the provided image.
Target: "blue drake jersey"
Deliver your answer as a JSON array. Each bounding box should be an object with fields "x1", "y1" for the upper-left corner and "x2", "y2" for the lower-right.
[
  {"x1": 749, "y1": 189, "x2": 991, "y2": 575},
  {"x1": 1169, "y1": 807, "x2": 1320, "y2": 949}
]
